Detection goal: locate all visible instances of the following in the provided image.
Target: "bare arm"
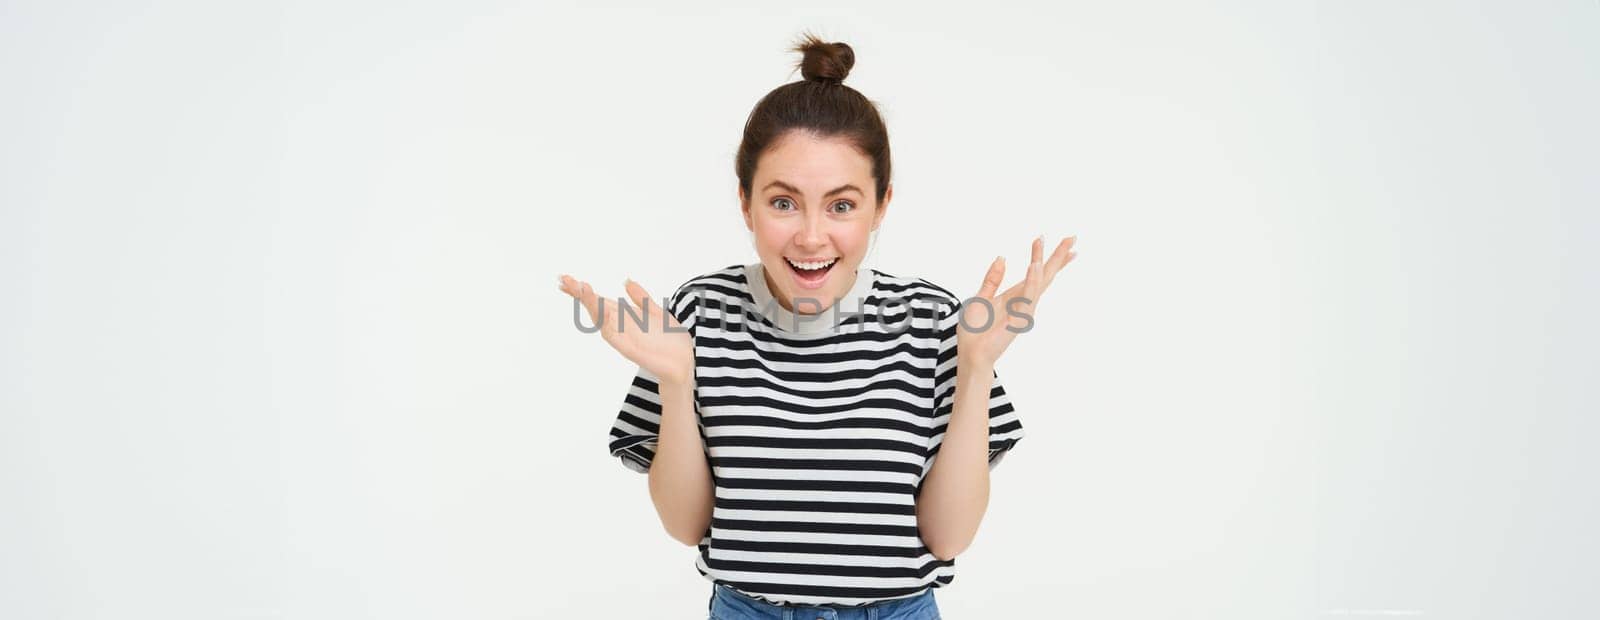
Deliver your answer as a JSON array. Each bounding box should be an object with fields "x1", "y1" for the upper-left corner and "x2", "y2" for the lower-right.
[
  {"x1": 917, "y1": 235, "x2": 1077, "y2": 559},
  {"x1": 556, "y1": 274, "x2": 711, "y2": 546},
  {"x1": 915, "y1": 355, "x2": 994, "y2": 560},
  {"x1": 648, "y1": 376, "x2": 715, "y2": 546}
]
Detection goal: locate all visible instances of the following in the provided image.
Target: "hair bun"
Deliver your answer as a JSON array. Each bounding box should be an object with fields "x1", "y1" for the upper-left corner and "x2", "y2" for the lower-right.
[{"x1": 792, "y1": 32, "x2": 854, "y2": 83}]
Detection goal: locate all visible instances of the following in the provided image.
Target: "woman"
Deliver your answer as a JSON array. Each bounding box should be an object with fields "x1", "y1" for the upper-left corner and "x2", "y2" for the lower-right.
[{"x1": 559, "y1": 32, "x2": 1076, "y2": 620}]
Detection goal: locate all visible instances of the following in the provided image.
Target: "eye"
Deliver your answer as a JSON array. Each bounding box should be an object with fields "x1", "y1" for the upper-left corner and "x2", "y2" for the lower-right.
[
  {"x1": 830, "y1": 201, "x2": 855, "y2": 214},
  {"x1": 770, "y1": 197, "x2": 796, "y2": 211}
]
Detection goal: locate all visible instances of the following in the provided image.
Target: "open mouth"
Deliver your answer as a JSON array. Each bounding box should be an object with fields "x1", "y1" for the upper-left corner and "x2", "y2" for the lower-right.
[{"x1": 784, "y1": 256, "x2": 838, "y2": 289}]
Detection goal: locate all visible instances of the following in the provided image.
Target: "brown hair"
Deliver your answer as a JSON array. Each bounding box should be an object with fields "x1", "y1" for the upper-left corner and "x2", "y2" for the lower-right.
[{"x1": 735, "y1": 32, "x2": 893, "y2": 207}]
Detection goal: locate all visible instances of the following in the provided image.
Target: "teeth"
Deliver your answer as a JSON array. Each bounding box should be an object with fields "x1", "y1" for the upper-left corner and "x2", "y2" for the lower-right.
[{"x1": 786, "y1": 257, "x2": 838, "y2": 271}]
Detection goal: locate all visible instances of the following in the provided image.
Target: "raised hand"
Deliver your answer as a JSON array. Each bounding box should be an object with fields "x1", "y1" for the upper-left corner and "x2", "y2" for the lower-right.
[
  {"x1": 559, "y1": 274, "x2": 694, "y2": 385},
  {"x1": 957, "y1": 235, "x2": 1077, "y2": 366}
]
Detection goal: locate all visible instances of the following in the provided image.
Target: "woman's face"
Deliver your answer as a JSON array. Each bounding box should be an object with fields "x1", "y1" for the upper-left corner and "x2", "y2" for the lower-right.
[{"x1": 741, "y1": 131, "x2": 891, "y2": 314}]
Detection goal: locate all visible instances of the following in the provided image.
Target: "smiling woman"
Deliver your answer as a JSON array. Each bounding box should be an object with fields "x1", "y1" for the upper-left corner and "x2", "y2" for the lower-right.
[
  {"x1": 734, "y1": 37, "x2": 892, "y2": 316},
  {"x1": 743, "y1": 132, "x2": 885, "y2": 306},
  {"x1": 558, "y1": 30, "x2": 1075, "y2": 620}
]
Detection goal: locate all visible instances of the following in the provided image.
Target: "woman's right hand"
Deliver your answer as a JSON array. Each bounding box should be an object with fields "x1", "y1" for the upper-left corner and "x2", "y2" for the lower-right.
[{"x1": 559, "y1": 274, "x2": 694, "y2": 386}]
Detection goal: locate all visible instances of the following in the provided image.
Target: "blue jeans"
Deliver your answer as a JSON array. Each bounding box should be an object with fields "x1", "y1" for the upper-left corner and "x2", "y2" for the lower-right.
[{"x1": 708, "y1": 583, "x2": 941, "y2": 620}]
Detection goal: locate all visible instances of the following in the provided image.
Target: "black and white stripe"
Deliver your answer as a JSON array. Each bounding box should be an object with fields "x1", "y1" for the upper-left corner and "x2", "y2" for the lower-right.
[{"x1": 607, "y1": 262, "x2": 1024, "y2": 607}]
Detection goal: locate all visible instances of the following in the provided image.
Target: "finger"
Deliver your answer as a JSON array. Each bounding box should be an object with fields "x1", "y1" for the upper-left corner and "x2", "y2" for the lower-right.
[
  {"x1": 1026, "y1": 256, "x2": 1044, "y2": 307},
  {"x1": 623, "y1": 278, "x2": 670, "y2": 328},
  {"x1": 978, "y1": 256, "x2": 1006, "y2": 300},
  {"x1": 588, "y1": 283, "x2": 609, "y2": 331},
  {"x1": 558, "y1": 274, "x2": 587, "y2": 309},
  {"x1": 1027, "y1": 236, "x2": 1044, "y2": 301},
  {"x1": 623, "y1": 278, "x2": 653, "y2": 315},
  {"x1": 1043, "y1": 236, "x2": 1077, "y2": 284},
  {"x1": 571, "y1": 278, "x2": 605, "y2": 329},
  {"x1": 996, "y1": 262, "x2": 1041, "y2": 330},
  {"x1": 610, "y1": 278, "x2": 659, "y2": 334}
]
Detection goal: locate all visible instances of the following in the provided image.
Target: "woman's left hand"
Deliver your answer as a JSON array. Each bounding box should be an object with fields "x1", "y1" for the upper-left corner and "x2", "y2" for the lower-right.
[{"x1": 957, "y1": 235, "x2": 1077, "y2": 366}]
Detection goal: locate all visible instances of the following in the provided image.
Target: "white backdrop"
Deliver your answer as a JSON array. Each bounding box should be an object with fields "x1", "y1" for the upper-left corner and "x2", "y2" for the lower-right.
[{"x1": 2, "y1": 1, "x2": 1596, "y2": 618}]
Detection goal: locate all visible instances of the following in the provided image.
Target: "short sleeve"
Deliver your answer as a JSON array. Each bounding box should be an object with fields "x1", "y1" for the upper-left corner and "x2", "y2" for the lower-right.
[
  {"x1": 925, "y1": 295, "x2": 1025, "y2": 473},
  {"x1": 609, "y1": 367, "x2": 669, "y2": 473},
  {"x1": 606, "y1": 280, "x2": 701, "y2": 474}
]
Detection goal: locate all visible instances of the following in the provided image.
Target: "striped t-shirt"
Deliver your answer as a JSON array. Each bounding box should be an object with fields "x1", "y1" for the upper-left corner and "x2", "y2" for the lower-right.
[{"x1": 606, "y1": 260, "x2": 1025, "y2": 607}]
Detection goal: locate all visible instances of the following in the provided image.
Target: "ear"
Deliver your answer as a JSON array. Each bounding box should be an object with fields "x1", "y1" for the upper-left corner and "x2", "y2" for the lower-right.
[
  {"x1": 739, "y1": 186, "x2": 753, "y2": 231},
  {"x1": 873, "y1": 183, "x2": 892, "y2": 231}
]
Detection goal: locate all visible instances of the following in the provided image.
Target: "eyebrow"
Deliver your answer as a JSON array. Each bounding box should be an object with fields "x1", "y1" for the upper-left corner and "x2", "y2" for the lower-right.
[{"x1": 761, "y1": 180, "x2": 864, "y2": 199}]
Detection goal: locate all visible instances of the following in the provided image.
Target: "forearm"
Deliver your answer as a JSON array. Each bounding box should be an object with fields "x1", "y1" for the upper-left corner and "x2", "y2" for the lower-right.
[
  {"x1": 647, "y1": 376, "x2": 715, "y2": 546},
  {"x1": 916, "y1": 355, "x2": 993, "y2": 560}
]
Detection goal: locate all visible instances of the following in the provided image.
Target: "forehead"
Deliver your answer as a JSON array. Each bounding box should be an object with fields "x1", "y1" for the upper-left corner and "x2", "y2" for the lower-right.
[{"x1": 755, "y1": 131, "x2": 872, "y2": 190}]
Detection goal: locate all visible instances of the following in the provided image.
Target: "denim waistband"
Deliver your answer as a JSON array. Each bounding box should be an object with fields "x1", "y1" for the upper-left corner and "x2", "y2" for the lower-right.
[{"x1": 711, "y1": 582, "x2": 934, "y2": 610}]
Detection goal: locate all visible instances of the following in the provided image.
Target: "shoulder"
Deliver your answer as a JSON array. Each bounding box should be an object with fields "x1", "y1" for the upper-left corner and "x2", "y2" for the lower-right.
[
  {"x1": 653, "y1": 265, "x2": 746, "y2": 328},
  {"x1": 869, "y1": 267, "x2": 963, "y2": 319},
  {"x1": 668, "y1": 264, "x2": 746, "y2": 299}
]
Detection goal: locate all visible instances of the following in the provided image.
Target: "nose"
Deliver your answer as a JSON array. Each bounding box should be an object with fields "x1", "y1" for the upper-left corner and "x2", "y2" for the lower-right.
[{"x1": 797, "y1": 211, "x2": 826, "y2": 248}]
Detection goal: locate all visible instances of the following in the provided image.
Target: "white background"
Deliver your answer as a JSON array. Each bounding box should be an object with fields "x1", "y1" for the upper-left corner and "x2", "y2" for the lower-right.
[{"x1": 3, "y1": 1, "x2": 1596, "y2": 618}]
